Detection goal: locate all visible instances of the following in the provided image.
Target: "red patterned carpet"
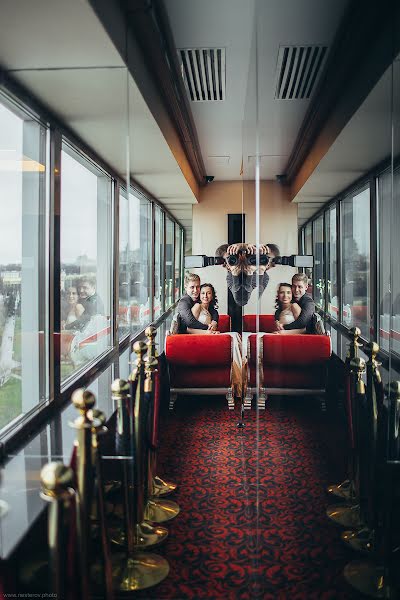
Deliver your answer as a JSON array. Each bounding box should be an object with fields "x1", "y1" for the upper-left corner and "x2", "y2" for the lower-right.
[{"x1": 135, "y1": 396, "x2": 366, "y2": 600}]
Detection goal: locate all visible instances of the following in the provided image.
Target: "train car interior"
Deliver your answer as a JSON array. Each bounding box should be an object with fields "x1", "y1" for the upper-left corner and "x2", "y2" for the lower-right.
[{"x1": 0, "y1": 0, "x2": 399, "y2": 597}]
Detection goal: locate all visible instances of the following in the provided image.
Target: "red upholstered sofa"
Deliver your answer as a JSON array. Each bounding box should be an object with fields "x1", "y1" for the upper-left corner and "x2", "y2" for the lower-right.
[
  {"x1": 217, "y1": 314, "x2": 231, "y2": 333},
  {"x1": 246, "y1": 333, "x2": 332, "y2": 409},
  {"x1": 165, "y1": 333, "x2": 235, "y2": 410},
  {"x1": 243, "y1": 314, "x2": 276, "y2": 333}
]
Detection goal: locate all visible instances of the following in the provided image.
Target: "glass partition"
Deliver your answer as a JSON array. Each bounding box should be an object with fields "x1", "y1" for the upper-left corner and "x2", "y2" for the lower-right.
[
  {"x1": 118, "y1": 187, "x2": 130, "y2": 339},
  {"x1": 154, "y1": 205, "x2": 164, "y2": 319},
  {"x1": 129, "y1": 192, "x2": 151, "y2": 331}
]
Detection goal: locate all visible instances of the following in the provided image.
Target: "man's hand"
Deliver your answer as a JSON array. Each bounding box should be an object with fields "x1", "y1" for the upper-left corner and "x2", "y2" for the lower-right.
[
  {"x1": 208, "y1": 321, "x2": 218, "y2": 331},
  {"x1": 227, "y1": 243, "x2": 247, "y2": 254}
]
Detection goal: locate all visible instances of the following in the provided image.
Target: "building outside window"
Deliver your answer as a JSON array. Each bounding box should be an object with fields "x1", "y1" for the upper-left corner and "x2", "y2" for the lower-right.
[
  {"x1": 341, "y1": 186, "x2": 370, "y2": 337},
  {"x1": 60, "y1": 144, "x2": 112, "y2": 382},
  {"x1": 326, "y1": 205, "x2": 338, "y2": 320},
  {"x1": 118, "y1": 188, "x2": 130, "y2": 339},
  {"x1": 174, "y1": 225, "x2": 182, "y2": 302},
  {"x1": 129, "y1": 192, "x2": 151, "y2": 330},
  {"x1": 154, "y1": 206, "x2": 164, "y2": 319},
  {"x1": 0, "y1": 96, "x2": 48, "y2": 431},
  {"x1": 165, "y1": 218, "x2": 174, "y2": 309},
  {"x1": 313, "y1": 215, "x2": 324, "y2": 309}
]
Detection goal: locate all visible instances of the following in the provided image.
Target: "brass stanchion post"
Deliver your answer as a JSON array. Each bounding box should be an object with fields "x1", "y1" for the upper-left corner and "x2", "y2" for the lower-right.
[
  {"x1": 327, "y1": 326, "x2": 361, "y2": 500},
  {"x1": 89, "y1": 408, "x2": 114, "y2": 600},
  {"x1": 109, "y1": 377, "x2": 168, "y2": 548},
  {"x1": 40, "y1": 462, "x2": 75, "y2": 599},
  {"x1": 70, "y1": 389, "x2": 99, "y2": 600},
  {"x1": 110, "y1": 375, "x2": 169, "y2": 591},
  {"x1": 145, "y1": 326, "x2": 177, "y2": 497},
  {"x1": 342, "y1": 342, "x2": 382, "y2": 553},
  {"x1": 343, "y1": 381, "x2": 400, "y2": 598},
  {"x1": 327, "y1": 345, "x2": 365, "y2": 528}
]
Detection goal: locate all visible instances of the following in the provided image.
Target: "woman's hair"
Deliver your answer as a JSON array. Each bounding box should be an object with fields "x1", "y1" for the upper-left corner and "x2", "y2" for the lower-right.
[
  {"x1": 275, "y1": 282, "x2": 292, "y2": 310},
  {"x1": 200, "y1": 283, "x2": 218, "y2": 310}
]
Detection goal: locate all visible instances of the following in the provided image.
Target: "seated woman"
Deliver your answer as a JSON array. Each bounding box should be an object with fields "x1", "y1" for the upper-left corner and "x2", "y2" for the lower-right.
[
  {"x1": 188, "y1": 283, "x2": 220, "y2": 334},
  {"x1": 273, "y1": 282, "x2": 306, "y2": 335},
  {"x1": 61, "y1": 283, "x2": 85, "y2": 330},
  {"x1": 189, "y1": 283, "x2": 243, "y2": 396}
]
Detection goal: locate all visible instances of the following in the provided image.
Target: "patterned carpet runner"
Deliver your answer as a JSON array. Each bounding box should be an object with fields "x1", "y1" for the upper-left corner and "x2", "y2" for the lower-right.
[{"x1": 135, "y1": 396, "x2": 365, "y2": 599}]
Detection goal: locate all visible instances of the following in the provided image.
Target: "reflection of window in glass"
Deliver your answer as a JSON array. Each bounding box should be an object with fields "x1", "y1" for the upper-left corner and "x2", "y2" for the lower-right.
[
  {"x1": 0, "y1": 97, "x2": 48, "y2": 432},
  {"x1": 174, "y1": 226, "x2": 182, "y2": 302},
  {"x1": 390, "y1": 169, "x2": 400, "y2": 354},
  {"x1": 60, "y1": 145, "x2": 112, "y2": 382},
  {"x1": 118, "y1": 188, "x2": 130, "y2": 339},
  {"x1": 165, "y1": 218, "x2": 174, "y2": 309},
  {"x1": 129, "y1": 192, "x2": 151, "y2": 330},
  {"x1": 326, "y1": 206, "x2": 338, "y2": 320},
  {"x1": 154, "y1": 206, "x2": 164, "y2": 320},
  {"x1": 341, "y1": 186, "x2": 370, "y2": 337},
  {"x1": 304, "y1": 222, "x2": 313, "y2": 293},
  {"x1": 313, "y1": 216, "x2": 324, "y2": 309}
]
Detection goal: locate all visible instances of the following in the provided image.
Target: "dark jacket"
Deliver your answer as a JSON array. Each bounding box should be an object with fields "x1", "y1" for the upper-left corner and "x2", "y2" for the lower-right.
[
  {"x1": 65, "y1": 292, "x2": 105, "y2": 331},
  {"x1": 275, "y1": 293, "x2": 315, "y2": 333},
  {"x1": 177, "y1": 294, "x2": 219, "y2": 333},
  {"x1": 226, "y1": 271, "x2": 269, "y2": 307}
]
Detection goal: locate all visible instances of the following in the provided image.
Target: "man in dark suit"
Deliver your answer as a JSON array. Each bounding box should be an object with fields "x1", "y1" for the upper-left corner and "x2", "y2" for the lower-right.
[
  {"x1": 177, "y1": 273, "x2": 219, "y2": 333},
  {"x1": 276, "y1": 273, "x2": 315, "y2": 333}
]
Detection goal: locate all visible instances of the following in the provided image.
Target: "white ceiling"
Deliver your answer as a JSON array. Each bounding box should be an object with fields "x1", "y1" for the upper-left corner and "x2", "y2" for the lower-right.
[
  {"x1": 294, "y1": 63, "x2": 400, "y2": 226},
  {"x1": 0, "y1": 0, "x2": 197, "y2": 245},
  {"x1": 164, "y1": 0, "x2": 349, "y2": 181}
]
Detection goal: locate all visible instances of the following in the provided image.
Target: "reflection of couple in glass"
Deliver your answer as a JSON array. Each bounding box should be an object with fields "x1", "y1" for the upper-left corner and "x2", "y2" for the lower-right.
[
  {"x1": 274, "y1": 274, "x2": 315, "y2": 334},
  {"x1": 62, "y1": 276, "x2": 104, "y2": 331}
]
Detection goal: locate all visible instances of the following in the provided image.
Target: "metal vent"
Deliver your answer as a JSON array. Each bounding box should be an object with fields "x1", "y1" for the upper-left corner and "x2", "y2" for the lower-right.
[
  {"x1": 274, "y1": 45, "x2": 328, "y2": 99},
  {"x1": 178, "y1": 48, "x2": 226, "y2": 102}
]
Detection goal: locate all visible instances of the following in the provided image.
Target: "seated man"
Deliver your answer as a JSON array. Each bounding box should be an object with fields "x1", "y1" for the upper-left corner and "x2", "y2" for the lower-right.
[
  {"x1": 177, "y1": 273, "x2": 219, "y2": 334},
  {"x1": 275, "y1": 273, "x2": 315, "y2": 333},
  {"x1": 215, "y1": 242, "x2": 279, "y2": 306}
]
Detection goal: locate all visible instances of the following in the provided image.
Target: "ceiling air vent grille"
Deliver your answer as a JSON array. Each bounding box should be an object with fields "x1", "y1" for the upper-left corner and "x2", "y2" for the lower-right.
[
  {"x1": 178, "y1": 48, "x2": 226, "y2": 102},
  {"x1": 274, "y1": 45, "x2": 328, "y2": 100}
]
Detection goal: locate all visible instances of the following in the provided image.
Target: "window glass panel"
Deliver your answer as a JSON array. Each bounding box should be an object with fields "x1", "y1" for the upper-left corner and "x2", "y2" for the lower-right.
[
  {"x1": 154, "y1": 206, "x2": 163, "y2": 320},
  {"x1": 378, "y1": 170, "x2": 391, "y2": 352},
  {"x1": 118, "y1": 188, "x2": 130, "y2": 339},
  {"x1": 304, "y1": 222, "x2": 313, "y2": 294},
  {"x1": 326, "y1": 206, "x2": 338, "y2": 320},
  {"x1": 165, "y1": 218, "x2": 174, "y2": 309},
  {"x1": 341, "y1": 186, "x2": 370, "y2": 337},
  {"x1": 390, "y1": 168, "x2": 400, "y2": 355},
  {"x1": 129, "y1": 192, "x2": 151, "y2": 330},
  {"x1": 174, "y1": 226, "x2": 181, "y2": 302},
  {"x1": 60, "y1": 145, "x2": 112, "y2": 382},
  {"x1": 0, "y1": 98, "x2": 48, "y2": 431},
  {"x1": 313, "y1": 216, "x2": 324, "y2": 309}
]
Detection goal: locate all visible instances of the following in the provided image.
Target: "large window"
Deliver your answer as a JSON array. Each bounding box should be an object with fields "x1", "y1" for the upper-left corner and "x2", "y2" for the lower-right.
[
  {"x1": 174, "y1": 225, "x2": 182, "y2": 302},
  {"x1": 154, "y1": 206, "x2": 164, "y2": 320},
  {"x1": 118, "y1": 188, "x2": 130, "y2": 339},
  {"x1": 304, "y1": 222, "x2": 313, "y2": 293},
  {"x1": 129, "y1": 192, "x2": 151, "y2": 331},
  {"x1": 0, "y1": 97, "x2": 48, "y2": 430},
  {"x1": 313, "y1": 216, "x2": 324, "y2": 309},
  {"x1": 165, "y1": 218, "x2": 174, "y2": 309},
  {"x1": 341, "y1": 186, "x2": 370, "y2": 337},
  {"x1": 60, "y1": 145, "x2": 112, "y2": 382},
  {"x1": 326, "y1": 205, "x2": 338, "y2": 320}
]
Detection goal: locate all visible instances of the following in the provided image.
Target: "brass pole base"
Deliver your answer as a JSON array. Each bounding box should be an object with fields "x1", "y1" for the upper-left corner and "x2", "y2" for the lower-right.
[
  {"x1": 326, "y1": 479, "x2": 354, "y2": 501},
  {"x1": 110, "y1": 521, "x2": 168, "y2": 548},
  {"x1": 144, "y1": 498, "x2": 180, "y2": 523},
  {"x1": 341, "y1": 527, "x2": 373, "y2": 554},
  {"x1": 326, "y1": 503, "x2": 363, "y2": 528},
  {"x1": 152, "y1": 476, "x2": 177, "y2": 497},
  {"x1": 344, "y1": 561, "x2": 396, "y2": 598},
  {"x1": 111, "y1": 552, "x2": 169, "y2": 591}
]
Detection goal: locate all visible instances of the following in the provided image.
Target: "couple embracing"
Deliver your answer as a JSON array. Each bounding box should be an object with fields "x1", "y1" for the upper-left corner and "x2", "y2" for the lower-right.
[{"x1": 177, "y1": 273, "x2": 220, "y2": 334}]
